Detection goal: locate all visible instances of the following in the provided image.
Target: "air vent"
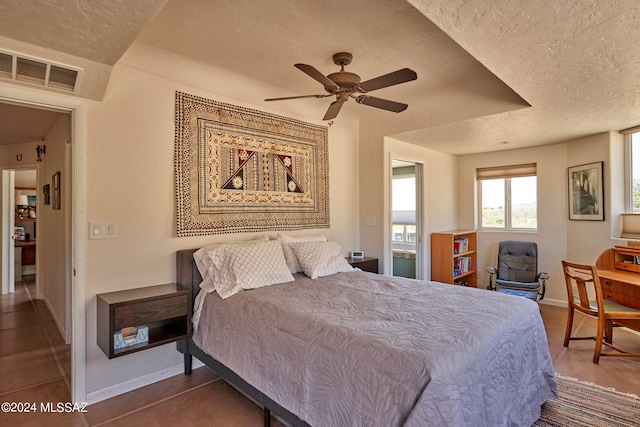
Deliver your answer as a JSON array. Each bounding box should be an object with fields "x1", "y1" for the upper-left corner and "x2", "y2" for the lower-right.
[
  {"x1": 49, "y1": 65, "x2": 78, "y2": 91},
  {"x1": 0, "y1": 49, "x2": 81, "y2": 93},
  {"x1": 0, "y1": 52, "x2": 12, "y2": 79},
  {"x1": 16, "y1": 57, "x2": 47, "y2": 85}
]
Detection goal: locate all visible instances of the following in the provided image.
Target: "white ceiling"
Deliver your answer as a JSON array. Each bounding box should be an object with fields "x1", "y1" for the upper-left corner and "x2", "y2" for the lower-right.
[{"x1": 1, "y1": 0, "x2": 639, "y2": 155}]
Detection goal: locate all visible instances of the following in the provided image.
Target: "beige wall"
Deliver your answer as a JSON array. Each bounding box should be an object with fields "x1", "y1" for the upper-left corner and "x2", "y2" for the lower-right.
[
  {"x1": 84, "y1": 41, "x2": 361, "y2": 394},
  {"x1": 457, "y1": 132, "x2": 625, "y2": 303},
  {"x1": 40, "y1": 115, "x2": 71, "y2": 338},
  {"x1": 457, "y1": 144, "x2": 568, "y2": 301},
  {"x1": 565, "y1": 132, "x2": 623, "y2": 264},
  {"x1": 383, "y1": 137, "x2": 457, "y2": 278}
]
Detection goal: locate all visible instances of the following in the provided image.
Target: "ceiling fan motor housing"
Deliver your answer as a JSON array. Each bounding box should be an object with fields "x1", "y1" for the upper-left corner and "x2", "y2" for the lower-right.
[
  {"x1": 327, "y1": 71, "x2": 361, "y2": 91},
  {"x1": 265, "y1": 51, "x2": 416, "y2": 120}
]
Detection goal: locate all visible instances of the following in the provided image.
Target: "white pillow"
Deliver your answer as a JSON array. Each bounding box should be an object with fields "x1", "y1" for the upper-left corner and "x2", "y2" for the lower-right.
[
  {"x1": 289, "y1": 241, "x2": 354, "y2": 279},
  {"x1": 193, "y1": 235, "x2": 269, "y2": 291},
  {"x1": 278, "y1": 233, "x2": 327, "y2": 273},
  {"x1": 207, "y1": 239, "x2": 294, "y2": 299}
]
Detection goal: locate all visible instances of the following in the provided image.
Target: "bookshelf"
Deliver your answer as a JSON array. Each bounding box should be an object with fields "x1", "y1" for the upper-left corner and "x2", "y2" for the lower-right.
[{"x1": 431, "y1": 230, "x2": 477, "y2": 287}]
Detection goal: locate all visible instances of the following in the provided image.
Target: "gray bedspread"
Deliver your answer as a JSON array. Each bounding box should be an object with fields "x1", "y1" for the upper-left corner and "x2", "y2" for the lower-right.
[{"x1": 193, "y1": 271, "x2": 557, "y2": 426}]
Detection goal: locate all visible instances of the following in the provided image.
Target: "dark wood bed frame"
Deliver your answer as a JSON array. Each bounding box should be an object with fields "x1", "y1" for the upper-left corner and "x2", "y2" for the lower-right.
[{"x1": 176, "y1": 249, "x2": 309, "y2": 427}]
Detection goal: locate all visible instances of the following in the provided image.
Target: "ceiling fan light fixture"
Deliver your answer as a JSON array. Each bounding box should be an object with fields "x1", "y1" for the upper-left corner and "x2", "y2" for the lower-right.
[{"x1": 266, "y1": 52, "x2": 417, "y2": 120}]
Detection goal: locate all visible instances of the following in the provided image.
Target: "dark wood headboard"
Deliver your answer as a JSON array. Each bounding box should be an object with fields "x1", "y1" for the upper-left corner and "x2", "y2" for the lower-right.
[{"x1": 176, "y1": 249, "x2": 201, "y2": 305}]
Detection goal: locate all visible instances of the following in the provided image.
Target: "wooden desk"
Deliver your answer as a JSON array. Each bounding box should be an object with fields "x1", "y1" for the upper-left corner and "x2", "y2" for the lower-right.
[
  {"x1": 596, "y1": 247, "x2": 640, "y2": 332},
  {"x1": 15, "y1": 240, "x2": 36, "y2": 266}
]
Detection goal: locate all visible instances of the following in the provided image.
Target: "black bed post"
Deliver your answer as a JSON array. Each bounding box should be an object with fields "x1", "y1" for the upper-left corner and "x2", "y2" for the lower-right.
[
  {"x1": 177, "y1": 339, "x2": 193, "y2": 375},
  {"x1": 184, "y1": 352, "x2": 193, "y2": 375}
]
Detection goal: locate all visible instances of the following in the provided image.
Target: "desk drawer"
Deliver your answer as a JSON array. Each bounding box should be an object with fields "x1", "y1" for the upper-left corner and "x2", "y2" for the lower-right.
[
  {"x1": 615, "y1": 261, "x2": 640, "y2": 272},
  {"x1": 114, "y1": 295, "x2": 188, "y2": 330},
  {"x1": 600, "y1": 279, "x2": 614, "y2": 300}
]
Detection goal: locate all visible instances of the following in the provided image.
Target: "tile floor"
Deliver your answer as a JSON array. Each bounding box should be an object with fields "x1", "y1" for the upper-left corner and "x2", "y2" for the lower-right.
[{"x1": 1, "y1": 283, "x2": 639, "y2": 426}]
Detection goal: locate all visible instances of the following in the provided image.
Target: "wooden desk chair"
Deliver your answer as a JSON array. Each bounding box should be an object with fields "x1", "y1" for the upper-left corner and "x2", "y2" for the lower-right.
[{"x1": 561, "y1": 260, "x2": 640, "y2": 363}]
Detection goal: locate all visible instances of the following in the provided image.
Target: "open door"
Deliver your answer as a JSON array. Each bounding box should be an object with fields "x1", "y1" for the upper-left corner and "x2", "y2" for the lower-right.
[{"x1": 390, "y1": 159, "x2": 423, "y2": 279}]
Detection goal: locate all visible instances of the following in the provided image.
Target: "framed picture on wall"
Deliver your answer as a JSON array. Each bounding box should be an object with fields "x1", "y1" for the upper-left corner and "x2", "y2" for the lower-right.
[
  {"x1": 568, "y1": 161, "x2": 604, "y2": 221},
  {"x1": 43, "y1": 184, "x2": 50, "y2": 205},
  {"x1": 52, "y1": 171, "x2": 61, "y2": 210}
]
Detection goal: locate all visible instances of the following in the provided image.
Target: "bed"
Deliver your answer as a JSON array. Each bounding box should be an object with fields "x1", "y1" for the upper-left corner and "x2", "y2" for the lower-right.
[{"x1": 176, "y1": 241, "x2": 557, "y2": 427}]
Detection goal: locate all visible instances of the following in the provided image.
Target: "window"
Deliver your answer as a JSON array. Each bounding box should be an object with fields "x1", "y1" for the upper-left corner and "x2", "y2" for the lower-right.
[
  {"x1": 477, "y1": 163, "x2": 537, "y2": 230},
  {"x1": 392, "y1": 224, "x2": 416, "y2": 243},
  {"x1": 627, "y1": 129, "x2": 640, "y2": 213},
  {"x1": 392, "y1": 174, "x2": 417, "y2": 244}
]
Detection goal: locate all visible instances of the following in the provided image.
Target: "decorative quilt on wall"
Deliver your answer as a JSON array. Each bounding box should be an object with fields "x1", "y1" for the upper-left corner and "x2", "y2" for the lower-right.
[{"x1": 175, "y1": 92, "x2": 330, "y2": 236}]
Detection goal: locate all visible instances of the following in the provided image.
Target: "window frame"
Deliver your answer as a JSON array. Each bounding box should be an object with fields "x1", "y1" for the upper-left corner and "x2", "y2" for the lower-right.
[
  {"x1": 477, "y1": 164, "x2": 538, "y2": 232},
  {"x1": 624, "y1": 129, "x2": 640, "y2": 213},
  {"x1": 392, "y1": 224, "x2": 416, "y2": 244}
]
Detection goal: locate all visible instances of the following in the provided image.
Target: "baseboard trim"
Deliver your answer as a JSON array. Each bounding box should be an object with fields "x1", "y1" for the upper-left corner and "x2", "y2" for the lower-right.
[
  {"x1": 539, "y1": 298, "x2": 566, "y2": 307},
  {"x1": 86, "y1": 359, "x2": 204, "y2": 405},
  {"x1": 42, "y1": 296, "x2": 67, "y2": 340}
]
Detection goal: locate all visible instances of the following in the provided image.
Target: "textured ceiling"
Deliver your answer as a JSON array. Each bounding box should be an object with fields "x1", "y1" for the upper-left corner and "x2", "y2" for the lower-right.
[
  {"x1": 136, "y1": 0, "x2": 530, "y2": 146},
  {"x1": 0, "y1": 0, "x2": 166, "y2": 65},
  {"x1": 1, "y1": 0, "x2": 640, "y2": 155},
  {"x1": 0, "y1": 103, "x2": 68, "y2": 145}
]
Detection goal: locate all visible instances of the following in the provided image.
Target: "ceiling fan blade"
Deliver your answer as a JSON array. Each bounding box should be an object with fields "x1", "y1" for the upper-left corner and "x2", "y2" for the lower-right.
[
  {"x1": 323, "y1": 99, "x2": 346, "y2": 120},
  {"x1": 355, "y1": 95, "x2": 408, "y2": 113},
  {"x1": 358, "y1": 68, "x2": 417, "y2": 92},
  {"x1": 295, "y1": 64, "x2": 340, "y2": 90},
  {"x1": 265, "y1": 94, "x2": 330, "y2": 101}
]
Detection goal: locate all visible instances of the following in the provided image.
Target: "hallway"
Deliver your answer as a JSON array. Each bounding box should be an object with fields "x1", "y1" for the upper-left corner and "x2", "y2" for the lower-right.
[{"x1": 0, "y1": 275, "x2": 72, "y2": 421}]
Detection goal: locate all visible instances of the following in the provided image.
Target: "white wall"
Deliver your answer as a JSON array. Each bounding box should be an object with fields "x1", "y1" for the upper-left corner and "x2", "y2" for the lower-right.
[{"x1": 84, "y1": 41, "x2": 361, "y2": 395}]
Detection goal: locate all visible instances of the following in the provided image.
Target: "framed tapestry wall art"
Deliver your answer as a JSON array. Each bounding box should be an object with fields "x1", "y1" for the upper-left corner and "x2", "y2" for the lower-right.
[{"x1": 175, "y1": 92, "x2": 330, "y2": 236}]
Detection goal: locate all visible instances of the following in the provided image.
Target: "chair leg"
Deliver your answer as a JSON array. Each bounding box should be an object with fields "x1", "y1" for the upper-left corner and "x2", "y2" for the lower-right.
[
  {"x1": 563, "y1": 306, "x2": 574, "y2": 347},
  {"x1": 593, "y1": 317, "x2": 606, "y2": 364},
  {"x1": 605, "y1": 320, "x2": 614, "y2": 345}
]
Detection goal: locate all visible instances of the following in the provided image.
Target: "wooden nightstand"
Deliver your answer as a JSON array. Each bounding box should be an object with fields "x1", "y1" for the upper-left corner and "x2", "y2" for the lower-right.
[
  {"x1": 97, "y1": 284, "x2": 191, "y2": 359},
  {"x1": 346, "y1": 257, "x2": 378, "y2": 274}
]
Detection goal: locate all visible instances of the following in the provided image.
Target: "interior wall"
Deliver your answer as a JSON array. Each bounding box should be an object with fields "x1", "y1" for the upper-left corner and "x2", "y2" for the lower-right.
[
  {"x1": 565, "y1": 132, "x2": 622, "y2": 263},
  {"x1": 41, "y1": 115, "x2": 71, "y2": 337},
  {"x1": 457, "y1": 143, "x2": 568, "y2": 301},
  {"x1": 84, "y1": 41, "x2": 361, "y2": 395},
  {"x1": 383, "y1": 137, "x2": 457, "y2": 279}
]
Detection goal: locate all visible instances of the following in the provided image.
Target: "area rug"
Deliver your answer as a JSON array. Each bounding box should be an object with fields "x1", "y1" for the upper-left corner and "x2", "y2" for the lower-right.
[{"x1": 534, "y1": 375, "x2": 640, "y2": 426}]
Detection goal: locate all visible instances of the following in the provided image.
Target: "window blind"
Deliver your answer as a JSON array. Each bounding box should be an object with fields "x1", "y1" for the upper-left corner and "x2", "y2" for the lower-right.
[
  {"x1": 621, "y1": 214, "x2": 640, "y2": 239},
  {"x1": 620, "y1": 125, "x2": 640, "y2": 135},
  {"x1": 476, "y1": 163, "x2": 536, "y2": 180}
]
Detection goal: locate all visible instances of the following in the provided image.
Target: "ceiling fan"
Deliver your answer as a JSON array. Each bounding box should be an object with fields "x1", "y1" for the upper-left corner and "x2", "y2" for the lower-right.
[{"x1": 265, "y1": 52, "x2": 417, "y2": 121}]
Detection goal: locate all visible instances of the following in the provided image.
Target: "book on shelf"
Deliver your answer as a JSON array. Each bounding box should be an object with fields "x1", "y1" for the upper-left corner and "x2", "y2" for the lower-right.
[
  {"x1": 453, "y1": 237, "x2": 469, "y2": 254},
  {"x1": 453, "y1": 256, "x2": 472, "y2": 276}
]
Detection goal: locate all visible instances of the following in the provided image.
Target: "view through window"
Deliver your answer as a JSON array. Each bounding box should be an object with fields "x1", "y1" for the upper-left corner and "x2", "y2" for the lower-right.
[
  {"x1": 631, "y1": 131, "x2": 640, "y2": 212},
  {"x1": 478, "y1": 164, "x2": 537, "y2": 230}
]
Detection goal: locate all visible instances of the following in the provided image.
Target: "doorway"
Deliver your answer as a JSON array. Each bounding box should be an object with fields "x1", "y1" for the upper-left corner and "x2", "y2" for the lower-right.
[
  {"x1": 14, "y1": 169, "x2": 38, "y2": 289},
  {"x1": 391, "y1": 159, "x2": 423, "y2": 279},
  {"x1": 0, "y1": 100, "x2": 73, "y2": 401}
]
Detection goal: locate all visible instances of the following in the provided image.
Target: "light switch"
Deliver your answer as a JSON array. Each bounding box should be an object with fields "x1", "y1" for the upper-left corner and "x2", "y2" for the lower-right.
[
  {"x1": 89, "y1": 221, "x2": 119, "y2": 239},
  {"x1": 363, "y1": 216, "x2": 377, "y2": 227}
]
